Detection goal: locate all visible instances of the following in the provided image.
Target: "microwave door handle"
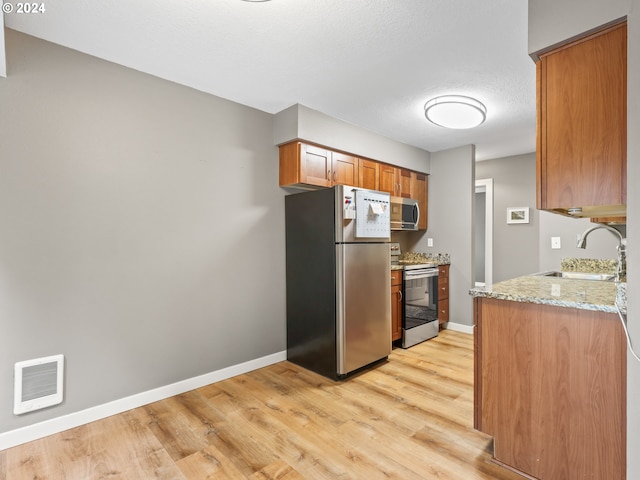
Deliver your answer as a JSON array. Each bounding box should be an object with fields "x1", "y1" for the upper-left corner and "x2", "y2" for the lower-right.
[{"x1": 414, "y1": 203, "x2": 420, "y2": 225}]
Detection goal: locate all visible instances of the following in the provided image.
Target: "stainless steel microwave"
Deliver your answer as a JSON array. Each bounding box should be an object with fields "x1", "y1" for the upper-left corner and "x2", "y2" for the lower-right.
[{"x1": 390, "y1": 196, "x2": 419, "y2": 231}]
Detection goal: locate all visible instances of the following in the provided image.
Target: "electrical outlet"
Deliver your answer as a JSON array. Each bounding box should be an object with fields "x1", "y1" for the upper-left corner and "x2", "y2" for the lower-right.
[
  {"x1": 551, "y1": 237, "x2": 561, "y2": 249},
  {"x1": 427, "y1": 238, "x2": 434, "y2": 247}
]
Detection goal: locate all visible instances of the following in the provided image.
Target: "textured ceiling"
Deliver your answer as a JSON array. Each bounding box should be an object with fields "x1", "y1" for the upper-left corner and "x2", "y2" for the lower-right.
[{"x1": 4, "y1": 0, "x2": 536, "y2": 161}]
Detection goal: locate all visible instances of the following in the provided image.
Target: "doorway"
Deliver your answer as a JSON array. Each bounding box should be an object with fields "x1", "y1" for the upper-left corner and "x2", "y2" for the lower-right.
[{"x1": 475, "y1": 179, "x2": 493, "y2": 287}]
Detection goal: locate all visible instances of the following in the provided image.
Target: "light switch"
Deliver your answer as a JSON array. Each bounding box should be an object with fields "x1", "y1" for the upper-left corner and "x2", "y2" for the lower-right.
[
  {"x1": 551, "y1": 237, "x2": 561, "y2": 249},
  {"x1": 427, "y1": 238, "x2": 434, "y2": 247}
]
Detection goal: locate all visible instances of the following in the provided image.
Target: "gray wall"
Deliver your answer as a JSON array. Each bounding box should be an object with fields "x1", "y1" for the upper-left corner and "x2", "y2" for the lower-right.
[
  {"x1": 476, "y1": 153, "x2": 621, "y2": 280},
  {"x1": 0, "y1": 15, "x2": 5, "y2": 77},
  {"x1": 528, "y1": 2, "x2": 639, "y2": 478},
  {"x1": 627, "y1": 6, "x2": 640, "y2": 478},
  {"x1": 273, "y1": 104, "x2": 431, "y2": 172},
  {"x1": 413, "y1": 145, "x2": 475, "y2": 327},
  {"x1": 476, "y1": 154, "x2": 539, "y2": 282},
  {"x1": 0, "y1": 30, "x2": 286, "y2": 432},
  {"x1": 528, "y1": 0, "x2": 629, "y2": 55},
  {"x1": 539, "y1": 212, "x2": 624, "y2": 271}
]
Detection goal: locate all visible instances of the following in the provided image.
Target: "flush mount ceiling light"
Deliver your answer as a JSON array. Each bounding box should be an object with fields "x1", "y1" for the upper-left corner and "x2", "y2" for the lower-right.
[{"x1": 424, "y1": 95, "x2": 487, "y2": 129}]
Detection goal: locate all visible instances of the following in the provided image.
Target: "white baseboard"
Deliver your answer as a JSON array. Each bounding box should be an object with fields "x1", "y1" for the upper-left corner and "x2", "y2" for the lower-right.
[
  {"x1": 443, "y1": 322, "x2": 474, "y2": 335},
  {"x1": 0, "y1": 350, "x2": 287, "y2": 451}
]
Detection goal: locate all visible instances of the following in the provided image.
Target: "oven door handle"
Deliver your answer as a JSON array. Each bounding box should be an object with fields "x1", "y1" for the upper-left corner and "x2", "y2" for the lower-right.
[{"x1": 404, "y1": 270, "x2": 439, "y2": 280}]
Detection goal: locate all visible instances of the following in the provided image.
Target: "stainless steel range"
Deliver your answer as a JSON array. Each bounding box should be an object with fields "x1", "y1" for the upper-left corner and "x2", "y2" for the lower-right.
[{"x1": 390, "y1": 243, "x2": 440, "y2": 348}]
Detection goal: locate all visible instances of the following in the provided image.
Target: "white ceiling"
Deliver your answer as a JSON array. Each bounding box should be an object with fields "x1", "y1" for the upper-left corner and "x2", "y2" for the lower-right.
[{"x1": 4, "y1": 0, "x2": 536, "y2": 161}]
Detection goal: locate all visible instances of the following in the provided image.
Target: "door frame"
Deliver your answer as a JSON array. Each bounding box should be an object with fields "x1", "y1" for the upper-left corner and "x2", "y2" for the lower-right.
[{"x1": 475, "y1": 178, "x2": 493, "y2": 287}]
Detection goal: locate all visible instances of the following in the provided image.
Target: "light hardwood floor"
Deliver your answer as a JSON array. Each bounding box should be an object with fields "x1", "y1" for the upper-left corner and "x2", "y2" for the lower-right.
[{"x1": 0, "y1": 330, "x2": 524, "y2": 480}]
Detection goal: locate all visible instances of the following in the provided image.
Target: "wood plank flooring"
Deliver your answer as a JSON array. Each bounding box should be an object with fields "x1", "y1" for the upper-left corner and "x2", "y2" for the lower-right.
[{"x1": 0, "y1": 330, "x2": 524, "y2": 480}]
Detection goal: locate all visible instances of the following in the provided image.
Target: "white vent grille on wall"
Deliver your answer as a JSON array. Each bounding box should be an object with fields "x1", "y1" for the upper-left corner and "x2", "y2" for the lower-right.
[{"x1": 14, "y1": 354, "x2": 64, "y2": 415}]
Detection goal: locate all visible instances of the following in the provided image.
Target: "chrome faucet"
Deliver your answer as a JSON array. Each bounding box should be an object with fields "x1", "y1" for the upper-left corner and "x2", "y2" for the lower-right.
[{"x1": 577, "y1": 224, "x2": 627, "y2": 282}]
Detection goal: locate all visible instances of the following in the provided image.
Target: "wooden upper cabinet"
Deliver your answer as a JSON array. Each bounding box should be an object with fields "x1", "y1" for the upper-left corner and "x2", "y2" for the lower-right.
[
  {"x1": 379, "y1": 164, "x2": 399, "y2": 196},
  {"x1": 279, "y1": 142, "x2": 358, "y2": 188},
  {"x1": 399, "y1": 169, "x2": 412, "y2": 198},
  {"x1": 280, "y1": 143, "x2": 428, "y2": 227},
  {"x1": 280, "y1": 142, "x2": 331, "y2": 188},
  {"x1": 537, "y1": 21, "x2": 627, "y2": 218},
  {"x1": 358, "y1": 159, "x2": 380, "y2": 191},
  {"x1": 411, "y1": 172, "x2": 428, "y2": 230},
  {"x1": 331, "y1": 151, "x2": 359, "y2": 186}
]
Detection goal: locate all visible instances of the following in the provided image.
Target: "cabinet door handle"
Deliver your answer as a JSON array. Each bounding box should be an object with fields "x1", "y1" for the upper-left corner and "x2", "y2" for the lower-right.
[
  {"x1": 333, "y1": 171, "x2": 337, "y2": 182},
  {"x1": 399, "y1": 291, "x2": 403, "y2": 301},
  {"x1": 327, "y1": 169, "x2": 331, "y2": 180},
  {"x1": 442, "y1": 287, "x2": 446, "y2": 291}
]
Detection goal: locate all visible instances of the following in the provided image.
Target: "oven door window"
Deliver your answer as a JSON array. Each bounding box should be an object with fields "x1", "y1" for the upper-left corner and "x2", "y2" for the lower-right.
[{"x1": 404, "y1": 276, "x2": 438, "y2": 328}]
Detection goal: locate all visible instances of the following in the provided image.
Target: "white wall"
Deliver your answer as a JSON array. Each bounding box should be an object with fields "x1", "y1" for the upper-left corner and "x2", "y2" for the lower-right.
[
  {"x1": 528, "y1": 2, "x2": 638, "y2": 478},
  {"x1": 273, "y1": 104, "x2": 431, "y2": 173},
  {"x1": 0, "y1": 30, "x2": 286, "y2": 434},
  {"x1": 413, "y1": 145, "x2": 475, "y2": 327}
]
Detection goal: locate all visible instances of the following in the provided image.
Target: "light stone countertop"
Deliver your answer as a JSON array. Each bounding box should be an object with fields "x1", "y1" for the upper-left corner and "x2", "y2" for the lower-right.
[
  {"x1": 470, "y1": 275, "x2": 627, "y2": 315},
  {"x1": 398, "y1": 252, "x2": 451, "y2": 266}
]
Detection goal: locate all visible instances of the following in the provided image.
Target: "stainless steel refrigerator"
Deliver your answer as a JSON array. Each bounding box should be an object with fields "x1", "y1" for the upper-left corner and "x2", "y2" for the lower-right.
[{"x1": 285, "y1": 185, "x2": 391, "y2": 379}]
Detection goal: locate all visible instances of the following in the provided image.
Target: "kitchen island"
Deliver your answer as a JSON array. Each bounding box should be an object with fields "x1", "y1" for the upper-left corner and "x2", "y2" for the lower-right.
[{"x1": 471, "y1": 274, "x2": 627, "y2": 480}]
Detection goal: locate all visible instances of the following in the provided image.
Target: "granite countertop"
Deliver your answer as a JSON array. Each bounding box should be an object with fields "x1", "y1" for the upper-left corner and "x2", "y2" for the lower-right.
[
  {"x1": 398, "y1": 252, "x2": 451, "y2": 266},
  {"x1": 470, "y1": 275, "x2": 626, "y2": 314}
]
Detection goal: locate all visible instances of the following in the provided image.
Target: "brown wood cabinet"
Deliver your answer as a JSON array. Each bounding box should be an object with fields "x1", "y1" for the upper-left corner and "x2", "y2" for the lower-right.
[
  {"x1": 330, "y1": 151, "x2": 359, "y2": 186},
  {"x1": 378, "y1": 163, "x2": 399, "y2": 196},
  {"x1": 437, "y1": 264, "x2": 449, "y2": 326},
  {"x1": 536, "y1": 21, "x2": 627, "y2": 218},
  {"x1": 279, "y1": 142, "x2": 358, "y2": 188},
  {"x1": 411, "y1": 172, "x2": 428, "y2": 230},
  {"x1": 391, "y1": 269, "x2": 403, "y2": 342},
  {"x1": 379, "y1": 166, "x2": 411, "y2": 198},
  {"x1": 279, "y1": 141, "x2": 429, "y2": 230},
  {"x1": 358, "y1": 158, "x2": 380, "y2": 191},
  {"x1": 474, "y1": 297, "x2": 626, "y2": 480},
  {"x1": 399, "y1": 168, "x2": 412, "y2": 198}
]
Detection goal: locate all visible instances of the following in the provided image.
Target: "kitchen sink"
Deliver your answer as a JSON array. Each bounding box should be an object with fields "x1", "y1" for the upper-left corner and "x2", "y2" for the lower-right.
[{"x1": 534, "y1": 271, "x2": 616, "y2": 281}]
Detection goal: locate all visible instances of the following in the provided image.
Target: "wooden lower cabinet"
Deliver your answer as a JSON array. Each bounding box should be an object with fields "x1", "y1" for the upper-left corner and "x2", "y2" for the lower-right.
[
  {"x1": 437, "y1": 265, "x2": 449, "y2": 326},
  {"x1": 474, "y1": 297, "x2": 626, "y2": 480},
  {"x1": 391, "y1": 270, "x2": 402, "y2": 341}
]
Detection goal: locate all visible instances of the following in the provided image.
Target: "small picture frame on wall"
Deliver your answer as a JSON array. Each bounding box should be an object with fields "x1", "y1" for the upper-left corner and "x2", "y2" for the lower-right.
[{"x1": 507, "y1": 207, "x2": 530, "y2": 224}]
